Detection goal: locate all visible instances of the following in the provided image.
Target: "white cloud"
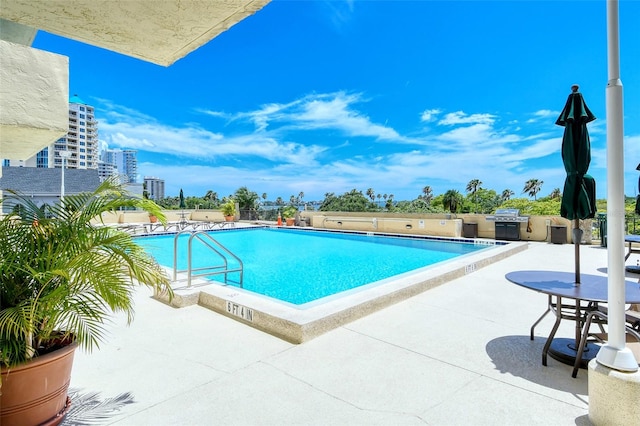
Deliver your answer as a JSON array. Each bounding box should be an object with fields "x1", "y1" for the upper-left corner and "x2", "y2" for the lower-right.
[
  {"x1": 196, "y1": 109, "x2": 230, "y2": 119},
  {"x1": 438, "y1": 111, "x2": 496, "y2": 126},
  {"x1": 420, "y1": 108, "x2": 441, "y2": 122},
  {"x1": 99, "y1": 106, "x2": 326, "y2": 166},
  {"x1": 533, "y1": 109, "x2": 557, "y2": 118},
  {"x1": 237, "y1": 92, "x2": 408, "y2": 143},
  {"x1": 96, "y1": 94, "x2": 638, "y2": 201},
  {"x1": 527, "y1": 109, "x2": 560, "y2": 123},
  {"x1": 320, "y1": 0, "x2": 356, "y2": 31}
]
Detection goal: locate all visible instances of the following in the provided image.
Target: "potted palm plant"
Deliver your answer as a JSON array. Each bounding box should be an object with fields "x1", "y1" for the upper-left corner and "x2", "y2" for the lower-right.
[
  {"x1": 0, "y1": 179, "x2": 173, "y2": 426},
  {"x1": 282, "y1": 205, "x2": 298, "y2": 226},
  {"x1": 221, "y1": 200, "x2": 237, "y2": 222}
]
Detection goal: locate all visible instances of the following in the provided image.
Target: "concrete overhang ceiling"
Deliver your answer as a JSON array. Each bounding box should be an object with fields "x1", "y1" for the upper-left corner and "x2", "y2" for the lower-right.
[{"x1": 0, "y1": 0, "x2": 271, "y2": 66}]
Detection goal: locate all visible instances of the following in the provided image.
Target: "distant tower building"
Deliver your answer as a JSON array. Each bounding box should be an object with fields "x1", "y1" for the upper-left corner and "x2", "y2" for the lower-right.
[
  {"x1": 35, "y1": 148, "x2": 49, "y2": 168},
  {"x1": 53, "y1": 95, "x2": 99, "y2": 169},
  {"x1": 144, "y1": 176, "x2": 165, "y2": 201},
  {"x1": 115, "y1": 149, "x2": 137, "y2": 183},
  {"x1": 100, "y1": 148, "x2": 117, "y2": 167},
  {"x1": 8, "y1": 94, "x2": 100, "y2": 170},
  {"x1": 98, "y1": 148, "x2": 138, "y2": 183},
  {"x1": 99, "y1": 149, "x2": 119, "y2": 182},
  {"x1": 97, "y1": 160, "x2": 119, "y2": 182}
]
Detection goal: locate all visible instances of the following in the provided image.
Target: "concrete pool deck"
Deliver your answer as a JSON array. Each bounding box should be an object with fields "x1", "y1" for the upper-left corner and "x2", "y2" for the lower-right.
[{"x1": 64, "y1": 240, "x2": 637, "y2": 425}]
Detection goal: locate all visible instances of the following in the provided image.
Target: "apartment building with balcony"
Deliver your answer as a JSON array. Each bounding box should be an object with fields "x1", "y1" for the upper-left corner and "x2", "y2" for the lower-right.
[{"x1": 54, "y1": 94, "x2": 99, "y2": 170}]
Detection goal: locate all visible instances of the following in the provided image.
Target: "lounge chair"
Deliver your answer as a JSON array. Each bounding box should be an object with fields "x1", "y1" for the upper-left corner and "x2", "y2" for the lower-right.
[{"x1": 572, "y1": 304, "x2": 640, "y2": 378}]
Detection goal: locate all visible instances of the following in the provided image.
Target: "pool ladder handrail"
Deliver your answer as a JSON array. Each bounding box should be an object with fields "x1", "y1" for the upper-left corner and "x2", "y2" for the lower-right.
[{"x1": 172, "y1": 230, "x2": 244, "y2": 288}]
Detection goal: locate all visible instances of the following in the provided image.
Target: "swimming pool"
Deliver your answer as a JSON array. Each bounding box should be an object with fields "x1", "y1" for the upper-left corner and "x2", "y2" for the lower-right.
[
  {"x1": 138, "y1": 228, "x2": 491, "y2": 305},
  {"x1": 143, "y1": 227, "x2": 527, "y2": 343}
]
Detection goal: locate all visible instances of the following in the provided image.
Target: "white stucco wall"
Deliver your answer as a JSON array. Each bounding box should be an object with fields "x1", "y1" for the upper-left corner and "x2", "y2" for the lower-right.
[{"x1": 0, "y1": 40, "x2": 69, "y2": 160}]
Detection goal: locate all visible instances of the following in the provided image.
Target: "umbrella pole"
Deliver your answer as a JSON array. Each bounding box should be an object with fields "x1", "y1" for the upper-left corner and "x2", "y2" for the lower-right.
[{"x1": 574, "y1": 218, "x2": 581, "y2": 284}]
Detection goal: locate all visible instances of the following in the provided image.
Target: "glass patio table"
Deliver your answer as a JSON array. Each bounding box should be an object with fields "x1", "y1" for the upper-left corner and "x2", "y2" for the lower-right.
[
  {"x1": 505, "y1": 270, "x2": 640, "y2": 369},
  {"x1": 625, "y1": 234, "x2": 640, "y2": 261}
]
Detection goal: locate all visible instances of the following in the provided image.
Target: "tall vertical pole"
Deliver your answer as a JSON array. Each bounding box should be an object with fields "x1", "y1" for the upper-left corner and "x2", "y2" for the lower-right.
[
  {"x1": 596, "y1": 0, "x2": 638, "y2": 372},
  {"x1": 60, "y1": 157, "x2": 66, "y2": 201},
  {"x1": 59, "y1": 151, "x2": 71, "y2": 202}
]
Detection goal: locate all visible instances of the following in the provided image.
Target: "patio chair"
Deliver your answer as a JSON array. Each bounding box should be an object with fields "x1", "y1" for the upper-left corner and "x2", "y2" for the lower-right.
[{"x1": 572, "y1": 305, "x2": 640, "y2": 378}]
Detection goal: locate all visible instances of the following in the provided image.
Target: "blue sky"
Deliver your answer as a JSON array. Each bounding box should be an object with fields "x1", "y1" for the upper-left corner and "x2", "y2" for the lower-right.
[{"x1": 33, "y1": 0, "x2": 640, "y2": 201}]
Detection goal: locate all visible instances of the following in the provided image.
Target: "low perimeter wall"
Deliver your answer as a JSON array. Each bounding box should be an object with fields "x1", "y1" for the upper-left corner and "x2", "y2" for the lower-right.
[
  {"x1": 91, "y1": 209, "x2": 594, "y2": 244},
  {"x1": 303, "y1": 212, "x2": 592, "y2": 244},
  {"x1": 91, "y1": 209, "x2": 227, "y2": 225}
]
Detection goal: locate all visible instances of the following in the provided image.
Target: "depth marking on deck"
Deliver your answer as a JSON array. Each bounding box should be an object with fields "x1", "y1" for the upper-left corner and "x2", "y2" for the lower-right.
[{"x1": 226, "y1": 301, "x2": 254, "y2": 322}]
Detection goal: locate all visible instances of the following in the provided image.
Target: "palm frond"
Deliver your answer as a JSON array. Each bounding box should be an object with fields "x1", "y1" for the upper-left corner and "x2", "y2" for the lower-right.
[
  {"x1": 63, "y1": 390, "x2": 136, "y2": 425},
  {"x1": 1, "y1": 179, "x2": 173, "y2": 368}
]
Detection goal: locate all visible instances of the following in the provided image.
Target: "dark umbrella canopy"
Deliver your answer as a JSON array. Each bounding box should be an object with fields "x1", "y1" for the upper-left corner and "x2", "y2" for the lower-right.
[
  {"x1": 557, "y1": 87, "x2": 596, "y2": 220},
  {"x1": 556, "y1": 85, "x2": 596, "y2": 284},
  {"x1": 636, "y1": 163, "x2": 640, "y2": 215},
  {"x1": 179, "y1": 188, "x2": 186, "y2": 209}
]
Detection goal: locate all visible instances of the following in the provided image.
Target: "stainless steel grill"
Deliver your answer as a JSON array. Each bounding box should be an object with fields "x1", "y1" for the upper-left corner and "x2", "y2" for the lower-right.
[
  {"x1": 486, "y1": 208, "x2": 529, "y2": 223},
  {"x1": 486, "y1": 209, "x2": 528, "y2": 240}
]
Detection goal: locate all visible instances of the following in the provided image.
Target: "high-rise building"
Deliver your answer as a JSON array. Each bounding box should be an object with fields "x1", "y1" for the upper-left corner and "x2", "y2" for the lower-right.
[
  {"x1": 144, "y1": 176, "x2": 165, "y2": 201},
  {"x1": 100, "y1": 148, "x2": 137, "y2": 183},
  {"x1": 53, "y1": 95, "x2": 99, "y2": 169},
  {"x1": 97, "y1": 161, "x2": 119, "y2": 182}
]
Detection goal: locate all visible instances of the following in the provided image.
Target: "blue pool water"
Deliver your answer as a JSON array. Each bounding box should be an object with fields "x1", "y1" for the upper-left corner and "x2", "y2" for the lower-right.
[{"x1": 137, "y1": 228, "x2": 492, "y2": 305}]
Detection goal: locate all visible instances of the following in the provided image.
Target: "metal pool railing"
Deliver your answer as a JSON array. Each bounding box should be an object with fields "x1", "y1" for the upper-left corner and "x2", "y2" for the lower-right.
[{"x1": 172, "y1": 230, "x2": 243, "y2": 288}]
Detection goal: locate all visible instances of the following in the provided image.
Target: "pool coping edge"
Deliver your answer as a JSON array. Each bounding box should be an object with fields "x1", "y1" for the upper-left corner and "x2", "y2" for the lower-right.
[{"x1": 153, "y1": 240, "x2": 528, "y2": 344}]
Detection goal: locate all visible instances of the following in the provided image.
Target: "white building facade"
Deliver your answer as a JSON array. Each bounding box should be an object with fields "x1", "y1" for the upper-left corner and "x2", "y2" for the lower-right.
[
  {"x1": 144, "y1": 176, "x2": 165, "y2": 201},
  {"x1": 101, "y1": 148, "x2": 137, "y2": 183}
]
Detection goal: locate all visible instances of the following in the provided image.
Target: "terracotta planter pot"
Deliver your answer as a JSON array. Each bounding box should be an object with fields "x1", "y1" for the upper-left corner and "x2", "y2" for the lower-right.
[
  {"x1": 1, "y1": 341, "x2": 78, "y2": 426},
  {"x1": 149, "y1": 215, "x2": 158, "y2": 223},
  {"x1": 224, "y1": 215, "x2": 234, "y2": 222},
  {"x1": 285, "y1": 218, "x2": 295, "y2": 226}
]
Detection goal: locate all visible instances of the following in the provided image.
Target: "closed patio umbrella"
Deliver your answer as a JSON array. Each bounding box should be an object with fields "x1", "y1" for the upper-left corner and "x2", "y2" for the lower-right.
[
  {"x1": 556, "y1": 85, "x2": 596, "y2": 284},
  {"x1": 179, "y1": 188, "x2": 186, "y2": 209},
  {"x1": 179, "y1": 188, "x2": 187, "y2": 223},
  {"x1": 636, "y1": 163, "x2": 640, "y2": 215}
]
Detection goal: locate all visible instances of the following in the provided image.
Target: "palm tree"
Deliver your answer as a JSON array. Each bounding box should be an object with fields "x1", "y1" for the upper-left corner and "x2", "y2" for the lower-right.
[
  {"x1": 550, "y1": 188, "x2": 562, "y2": 199},
  {"x1": 203, "y1": 190, "x2": 218, "y2": 207},
  {"x1": 501, "y1": 189, "x2": 514, "y2": 202},
  {"x1": 366, "y1": 188, "x2": 375, "y2": 201},
  {"x1": 385, "y1": 194, "x2": 395, "y2": 210},
  {"x1": 443, "y1": 189, "x2": 463, "y2": 213},
  {"x1": 262, "y1": 192, "x2": 268, "y2": 202},
  {"x1": 276, "y1": 197, "x2": 284, "y2": 206},
  {"x1": 289, "y1": 195, "x2": 296, "y2": 205},
  {"x1": 523, "y1": 179, "x2": 544, "y2": 200},
  {"x1": 466, "y1": 179, "x2": 482, "y2": 213},
  {"x1": 234, "y1": 186, "x2": 259, "y2": 219},
  {"x1": 421, "y1": 186, "x2": 433, "y2": 205}
]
